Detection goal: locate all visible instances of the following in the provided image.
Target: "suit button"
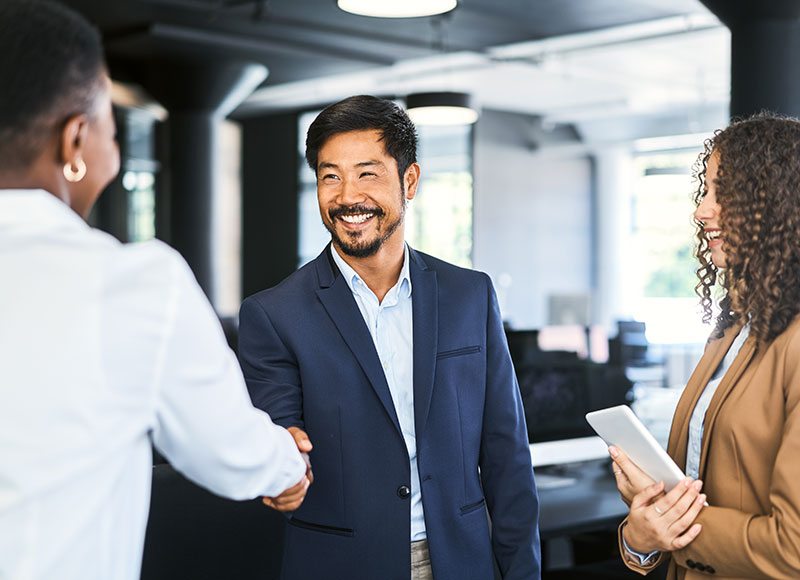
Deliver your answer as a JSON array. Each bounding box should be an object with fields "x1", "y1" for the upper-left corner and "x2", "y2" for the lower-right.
[
  {"x1": 706, "y1": 566, "x2": 715, "y2": 574},
  {"x1": 695, "y1": 563, "x2": 706, "y2": 572},
  {"x1": 686, "y1": 560, "x2": 696, "y2": 569},
  {"x1": 397, "y1": 485, "x2": 411, "y2": 499}
]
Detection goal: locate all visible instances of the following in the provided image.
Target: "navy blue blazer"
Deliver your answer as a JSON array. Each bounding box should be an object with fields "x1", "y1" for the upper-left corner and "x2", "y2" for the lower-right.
[{"x1": 239, "y1": 246, "x2": 540, "y2": 580}]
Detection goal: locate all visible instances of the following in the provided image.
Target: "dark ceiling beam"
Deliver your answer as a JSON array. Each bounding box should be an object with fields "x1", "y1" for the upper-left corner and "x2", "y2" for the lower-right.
[
  {"x1": 136, "y1": 0, "x2": 477, "y2": 53},
  {"x1": 699, "y1": 0, "x2": 800, "y2": 26},
  {"x1": 104, "y1": 22, "x2": 397, "y2": 65}
]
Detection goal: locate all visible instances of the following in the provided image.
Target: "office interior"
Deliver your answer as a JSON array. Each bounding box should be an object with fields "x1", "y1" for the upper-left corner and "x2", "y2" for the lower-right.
[{"x1": 52, "y1": 0, "x2": 800, "y2": 577}]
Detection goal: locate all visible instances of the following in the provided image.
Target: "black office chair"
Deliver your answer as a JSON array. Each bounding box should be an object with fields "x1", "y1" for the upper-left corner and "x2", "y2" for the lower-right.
[{"x1": 140, "y1": 464, "x2": 286, "y2": 580}]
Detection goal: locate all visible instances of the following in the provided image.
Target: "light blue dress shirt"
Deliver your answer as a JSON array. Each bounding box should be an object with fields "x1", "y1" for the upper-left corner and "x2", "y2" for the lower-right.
[
  {"x1": 330, "y1": 245, "x2": 426, "y2": 541},
  {"x1": 685, "y1": 324, "x2": 749, "y2": 479}
]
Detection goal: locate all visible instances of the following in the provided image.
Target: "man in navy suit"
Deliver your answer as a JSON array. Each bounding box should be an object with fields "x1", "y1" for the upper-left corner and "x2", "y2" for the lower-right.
[{"x1": 239, "y1": 95, "x2": 540, "y2": 580}]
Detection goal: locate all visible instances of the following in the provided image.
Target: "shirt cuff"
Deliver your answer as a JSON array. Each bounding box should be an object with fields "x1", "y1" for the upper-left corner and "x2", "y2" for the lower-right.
[{"x1": 621, "y1": 523, "x2": 660, "y2": 565}]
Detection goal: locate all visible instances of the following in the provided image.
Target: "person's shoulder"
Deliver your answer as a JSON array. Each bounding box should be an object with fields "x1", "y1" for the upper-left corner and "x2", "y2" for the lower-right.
[
  {"x1": 100, "y1": 239, "x2": 198, "y2": 296},
  {"x1": 110, "y1": 238, "x2": 187, "y2": 274},
  {"x1": 774, "y1": 314, "x2": 800, "y2": 351}
]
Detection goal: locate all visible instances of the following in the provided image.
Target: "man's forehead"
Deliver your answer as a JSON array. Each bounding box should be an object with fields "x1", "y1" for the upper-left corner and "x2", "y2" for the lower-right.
[
  {"x1": 318, "y1": 128, "x2": 384, "y2": 147},
  {"x1": 317, "y1": 130, "x2": 394, "y2": 166}
]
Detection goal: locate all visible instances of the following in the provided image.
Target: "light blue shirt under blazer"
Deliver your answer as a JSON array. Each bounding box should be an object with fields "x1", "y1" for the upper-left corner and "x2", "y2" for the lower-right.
[
  {"x1": 330, "y1": 244, "x2": 425, "y2": 541},
  {"x1": 685, "y1": 324, "x2": 750, "y2": 479}
]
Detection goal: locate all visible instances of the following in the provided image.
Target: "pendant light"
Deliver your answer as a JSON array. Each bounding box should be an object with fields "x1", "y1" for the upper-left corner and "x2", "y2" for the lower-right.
[
  {"x1": 405, "y1": 92, "x2": 479, "y2": 126},
  {"x1": 337, "y1": 0, "x2": 457, "y2": 18}
]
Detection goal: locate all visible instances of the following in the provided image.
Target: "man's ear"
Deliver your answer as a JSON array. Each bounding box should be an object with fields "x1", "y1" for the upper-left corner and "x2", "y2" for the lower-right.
[
  {"x1": 404, "y1": 162, "x2": 421, "y2": 201},
  {"x1": 59, "y1": 114, "x2": 89, "y2": 168}
]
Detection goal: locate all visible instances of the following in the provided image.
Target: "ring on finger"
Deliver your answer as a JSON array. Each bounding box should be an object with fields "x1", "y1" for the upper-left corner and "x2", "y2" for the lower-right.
[{"x1": 653, "y1": 505, "x2": 663, "y2": 515}]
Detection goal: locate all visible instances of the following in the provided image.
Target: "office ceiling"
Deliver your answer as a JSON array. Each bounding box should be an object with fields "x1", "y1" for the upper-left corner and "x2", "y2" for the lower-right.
[{"x1": 60, "y1": 0, "x2": 729, "y2": 139}]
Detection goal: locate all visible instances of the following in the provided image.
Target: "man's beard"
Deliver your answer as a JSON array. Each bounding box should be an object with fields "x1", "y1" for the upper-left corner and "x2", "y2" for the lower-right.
[{"x1": 324, "y1": 192, "x2": 406, "y2": 258}]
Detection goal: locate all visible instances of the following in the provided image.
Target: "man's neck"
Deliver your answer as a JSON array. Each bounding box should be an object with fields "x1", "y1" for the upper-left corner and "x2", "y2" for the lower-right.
[{"x1": 334, "y1": 235, "x2": 406, "y2": 303}]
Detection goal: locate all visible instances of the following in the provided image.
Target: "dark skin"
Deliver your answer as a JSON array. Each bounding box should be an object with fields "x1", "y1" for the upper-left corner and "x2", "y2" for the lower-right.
[
  {"x1": 2, "y1": 70, "x2": 312, "y2": 512},
  {"x1": 0, "y1": 74, "x2": 119, "y2": 217},
  {"x1": 262, "y1": 427, "x2": 314, "y2": 511}
]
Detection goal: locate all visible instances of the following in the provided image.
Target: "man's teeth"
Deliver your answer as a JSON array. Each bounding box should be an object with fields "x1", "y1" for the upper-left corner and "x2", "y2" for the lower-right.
[{"x1": 340, "y1": 213, "x2": 373, "y2": 224}]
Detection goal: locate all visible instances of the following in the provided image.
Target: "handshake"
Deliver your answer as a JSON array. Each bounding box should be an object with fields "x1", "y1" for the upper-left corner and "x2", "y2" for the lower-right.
[{"x1": 262, "y1": 426, "x2": 314, "y2": 512}]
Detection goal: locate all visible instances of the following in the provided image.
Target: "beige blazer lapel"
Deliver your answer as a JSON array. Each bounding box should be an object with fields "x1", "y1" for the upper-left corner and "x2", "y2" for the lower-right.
[
  {"x1": 697, "y1": 333, "x2": 759, "y2": 476},
  {"x1": 667, "y1": 323, "x2": 745, "y2": 471}
]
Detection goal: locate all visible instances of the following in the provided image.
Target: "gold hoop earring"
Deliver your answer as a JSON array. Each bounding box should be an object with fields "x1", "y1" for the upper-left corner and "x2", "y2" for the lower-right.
[{"x1": 63, "y1": 159, "x2": 87, "y2": 183}]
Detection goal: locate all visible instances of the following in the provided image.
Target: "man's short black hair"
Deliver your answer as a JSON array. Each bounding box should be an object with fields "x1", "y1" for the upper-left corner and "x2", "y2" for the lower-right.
[
  {"x1": 0, "y1": 0, "x2": 105, "y2": 171},
  {"x1": 305, "y1": 95, "x2": 418, "y2": 182}
]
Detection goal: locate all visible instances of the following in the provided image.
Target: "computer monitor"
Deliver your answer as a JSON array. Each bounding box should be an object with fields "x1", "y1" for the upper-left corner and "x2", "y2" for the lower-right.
[
  {"x1": 506, "y1": 329, "x2": 632, "y2": 445},
  {"x1": 517, "y1": 360, "x2": 596, "y2": 443}
]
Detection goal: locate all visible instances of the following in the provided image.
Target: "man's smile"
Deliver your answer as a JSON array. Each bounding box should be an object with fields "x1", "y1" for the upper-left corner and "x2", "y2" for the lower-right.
[{"x1": 339, "y1": 212, "x2": 374, "y2": 225}]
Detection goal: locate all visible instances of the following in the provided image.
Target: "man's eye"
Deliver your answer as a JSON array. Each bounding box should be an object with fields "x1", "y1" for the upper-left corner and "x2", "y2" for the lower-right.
[
  {"x1": 360, "y1": 172, "x2": 376, "y2": 178},
  {"x1": 321, "y1": 174, "x2": 340, "y2": 181}
]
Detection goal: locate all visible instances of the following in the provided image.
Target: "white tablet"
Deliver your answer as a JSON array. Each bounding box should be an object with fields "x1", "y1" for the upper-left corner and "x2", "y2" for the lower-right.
[{"x1": 585, "y1": 405, "x2": 686, "y2": 489}]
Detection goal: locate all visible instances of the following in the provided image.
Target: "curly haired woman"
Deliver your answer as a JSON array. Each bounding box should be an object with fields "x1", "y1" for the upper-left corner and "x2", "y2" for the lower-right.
[{"x1": 610, "y1": 114, "x2": 800, "y2": 579}]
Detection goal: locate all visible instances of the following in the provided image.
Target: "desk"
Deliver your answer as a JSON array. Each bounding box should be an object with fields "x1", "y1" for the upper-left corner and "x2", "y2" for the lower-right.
[{"x1": 537, "y1": 459, "x2": 628, "y2": 540}]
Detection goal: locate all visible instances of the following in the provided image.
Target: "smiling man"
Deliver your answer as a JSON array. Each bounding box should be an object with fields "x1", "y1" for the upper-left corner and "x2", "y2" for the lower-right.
[{"x1": 238, "y1": 95, "x2": 540, "y2": 580}]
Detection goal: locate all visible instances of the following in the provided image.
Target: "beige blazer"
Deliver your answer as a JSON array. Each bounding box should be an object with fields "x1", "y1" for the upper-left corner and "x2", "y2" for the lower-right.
[{"x1": 621, "y1": 317, "x2": 800, "y2": 579}]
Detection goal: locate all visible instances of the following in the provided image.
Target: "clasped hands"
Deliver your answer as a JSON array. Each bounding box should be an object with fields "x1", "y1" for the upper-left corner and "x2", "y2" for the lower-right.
[
  {"x1": 263, "y1": 427, "x2": 314, "y2": 512},
  {"x1": 610, "y1": 446, "x2": 706, "y2": 555}
]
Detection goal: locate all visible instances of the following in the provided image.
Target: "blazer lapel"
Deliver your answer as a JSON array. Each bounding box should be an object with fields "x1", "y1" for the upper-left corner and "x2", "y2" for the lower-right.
[
  {"x1": 409, "y1": 248, "x2": 438, "y2": 439},
  {"x1": 314, "y1": 248, "x2": 403, "y2": 435},
  {"x1": 698, "y1": 331, "x2": 758, "y2": 476},
  {"x1": 668, "y1": 324, "x2": 743, "y2": 470}
]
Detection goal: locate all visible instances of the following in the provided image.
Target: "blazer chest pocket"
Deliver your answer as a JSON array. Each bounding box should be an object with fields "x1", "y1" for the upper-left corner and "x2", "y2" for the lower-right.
[
  {"x1": 288, "y1": 517, "x2": 354, "y2": 537},
  {"x1": 437, "y1": 345, "x2": 482, "y2": 360}
]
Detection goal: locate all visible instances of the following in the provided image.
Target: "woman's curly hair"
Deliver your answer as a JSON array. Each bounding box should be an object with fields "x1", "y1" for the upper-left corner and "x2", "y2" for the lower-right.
[{"x1": 693, "y1": 113, "x2": 800, "y2": 344}]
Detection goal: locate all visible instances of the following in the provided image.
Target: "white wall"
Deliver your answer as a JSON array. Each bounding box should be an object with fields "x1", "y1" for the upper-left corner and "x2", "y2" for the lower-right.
[{"x1": 472, "y1": 110, "x2": 593, "y2": 329}]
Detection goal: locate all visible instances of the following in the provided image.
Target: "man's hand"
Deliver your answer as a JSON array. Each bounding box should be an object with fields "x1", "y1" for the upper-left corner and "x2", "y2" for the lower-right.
[
  {"x1": 288, "y1": 426, "x2": 314, "y2": 484},
  {"x1": 263, "y1": 475, "x2": 311, "y2": 511},
  {"x1": 262, "y1": 427, "x2": 314, "y2": 512}
]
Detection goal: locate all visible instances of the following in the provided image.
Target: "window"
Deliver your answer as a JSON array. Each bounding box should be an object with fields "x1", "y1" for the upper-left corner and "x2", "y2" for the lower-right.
[
  {"x1": 633, "y1": 152, "x2": 698, "y2": 300},
  {"x1": 630, "y1": 151, "x2": 709, "y2": 344},
  {"x1": 406, "y1": 123, "x2": 472, "y2": 268}
]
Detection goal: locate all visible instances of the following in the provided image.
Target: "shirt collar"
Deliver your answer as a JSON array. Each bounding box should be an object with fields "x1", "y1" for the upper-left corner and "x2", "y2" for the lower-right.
[
  {"x1": 0, "y1": 189, "x2": 88, "y2": 231},
  {"x1": 329, "y1": 243, "x2": 412, "y2": 300}
]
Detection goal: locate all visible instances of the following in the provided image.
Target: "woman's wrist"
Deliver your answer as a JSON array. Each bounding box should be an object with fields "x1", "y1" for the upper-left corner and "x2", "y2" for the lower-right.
[{"x1": 622, "y1": 521, "x2": 653, "y2": 555}]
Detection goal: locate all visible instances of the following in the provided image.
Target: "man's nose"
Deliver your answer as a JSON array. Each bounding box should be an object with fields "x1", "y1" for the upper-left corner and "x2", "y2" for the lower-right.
[{"x1": 339, "y1": 177, "x2": 365, "y2": 204}]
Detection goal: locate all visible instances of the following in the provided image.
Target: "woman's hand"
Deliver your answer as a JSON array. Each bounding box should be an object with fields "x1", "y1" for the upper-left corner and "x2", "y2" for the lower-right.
[
  {"x1": 609, "y1": 446, "x2": 655, "y2": 506},
  {"x1": 623, "y1": 477, "x2": 706, "y2": 554}
]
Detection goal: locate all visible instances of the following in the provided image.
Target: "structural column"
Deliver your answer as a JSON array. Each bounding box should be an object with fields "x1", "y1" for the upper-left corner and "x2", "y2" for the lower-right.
[
  {"x1": 592, "y1": 147, "x2": 636, "y2": 332},
  {"x1": 702, "y1": 0, "x2": 800, "y2": 118},
  {"x1": 138, "y1": 60, "x2": 267, "y2": 303}
]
